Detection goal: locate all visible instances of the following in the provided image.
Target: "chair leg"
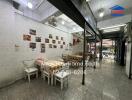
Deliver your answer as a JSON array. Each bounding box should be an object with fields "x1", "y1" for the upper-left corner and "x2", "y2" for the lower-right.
[
  {"x1": 67, "y1": 77, "x2": 68, "y2": 87},
  {"x1": 27, "y1": 74, "x2": 30, "y2": 83},
  {"x1": 48, "y1": 76, "x2": 50, "y2": 85},
  {"x1": 43, "y1": 75, "x2": 45, "y2": 80},
  {"x1": 36, "y1": 71, "x2": 38, "y2": 78},
  {"x1": 55, "y1": 78, "x2": 56, "y2": 85},
  {"x1": 61, "y1": 79, "x2": 63, "y2": 90}
]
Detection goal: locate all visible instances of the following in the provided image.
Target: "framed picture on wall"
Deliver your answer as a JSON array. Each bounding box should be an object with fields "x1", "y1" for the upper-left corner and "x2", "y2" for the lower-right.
[
  {"x1": 41, "y1": 43, "x2": 45, "y2": 53},
  {"x1": 61, "y1": 37, "x2": 63, "y2": 40},
  {"x1": 49, "y1": 34, "x2": 53, "y2": 39},
  {"x1": 69, "y1": 43, "x2": 72, "y2": 46},
  {"x1": 49, "y1": 44, "x2": 52, "y2": 48},
  {"x1": 45, "y1": 38, "x2": 49, "y2": 43},
  {"x1": 63, "y1": 42, "x2": 65, "y2": 45},
  {"x1": 29, "y1": 29, "x2": 36, "y2": 35},
  {"x1": 36, "y1": 37, "x2": 41, "y2": 42},
  {"x1": 53, "y1": 45, "x2": 57, "y2": 48},
  {"x1": 60, "y1": 45, "x2": 63, "y2": 49},
  {"x1": 29, "y1": 42, "x2": 36, "y2": 49},
  {"x1": 58, "y1": 41, "x2": 61, "y2": 44},
  {"x1": 52, "y1": 40, "x2": 56, "y2": 44},
  {"x1": 56, "y1": 36, "x2": 59, "y2": 40},
  {"x1": 23, "y1": 34, "x2": 31, "y2": 41}
]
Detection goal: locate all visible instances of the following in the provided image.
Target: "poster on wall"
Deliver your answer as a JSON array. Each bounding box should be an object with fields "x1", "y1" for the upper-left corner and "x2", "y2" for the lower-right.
[
  {"x1": 29, "y1": 42, "x2": 36, "y2": 49},
  {"x1": 29, "y1": 29, "x2": 36, "y2": 35},
  {"x1": 41, "y1": 43, "x2": 45, "y2": 53},
  {"x1": 63, "y1": 42, "x2": 65, "y2": 45},
  {"x1": 60, "y1": 45, "x2": 63, "y2": 49},
  {"x1": 49, "y1": 34, "x2": 53, "y2": 39},
  {"x1": 52, "y1": 40, "x2": 56, "y2": 44},
  {"x1": 23, "y1": 34, "x2": 31, "y2": 41},
  {"x1": 45, "y1": 39, "x2": 49, "y2": 43},
  {"x1": 58, "y1": 41, "x2": 61, "y2": 44},
  {"x1": 61, "y1": 37, "x2": 63, "y2": 40},
  {"x1": 53, "y1": 45, "x2": 57, "y2": 48},
  {"x1": 36, "y1": 37, "x2": 41, "y2": 42},
  {"x1": 56, "y1": 36, "x2": 59, "y2": 40},
  {"x1": 69, "y1": 43, "x2": 72, "y2": 46},
  {"x1": 49, "y1": 44, "x2": 52, "y2": 48}
]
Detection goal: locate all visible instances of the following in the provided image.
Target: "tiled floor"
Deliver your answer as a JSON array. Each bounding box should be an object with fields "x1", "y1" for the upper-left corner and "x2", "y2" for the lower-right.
[{"x1": 0, "y1": 59, "x2": 132, "y2": 100}]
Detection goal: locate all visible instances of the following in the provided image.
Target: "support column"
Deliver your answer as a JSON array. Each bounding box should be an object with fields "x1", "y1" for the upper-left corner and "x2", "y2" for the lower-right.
[
  {"x1": 120, "y1": 40, "x2": 125, "y2": 66},
  {"x1": 94, "y1": 34, "x2": 97, "y2": 69},
  {"x1": 99, "y1": 38, "x2": 102, "y2": 61},
  {"x1": 82, "y1": 22, "x2": 86, "y2": 85}
]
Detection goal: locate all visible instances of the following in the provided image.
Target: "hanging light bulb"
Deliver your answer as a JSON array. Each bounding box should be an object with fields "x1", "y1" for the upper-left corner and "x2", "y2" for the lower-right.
[{"x1": 27, "y1": 2, "x2": 33, "y2": 9}]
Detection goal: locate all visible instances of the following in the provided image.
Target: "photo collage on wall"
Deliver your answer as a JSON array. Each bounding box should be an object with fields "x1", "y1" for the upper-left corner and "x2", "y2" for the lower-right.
[
  {"x1": 23, "y1": 29, "x2": 45, "y2": 53},
  {"x1": 44, "y1": 34, "x2": 66, "y2": 49},
  {"x1": 23, "y1": 30, "x2": 67, "y2": 52}
]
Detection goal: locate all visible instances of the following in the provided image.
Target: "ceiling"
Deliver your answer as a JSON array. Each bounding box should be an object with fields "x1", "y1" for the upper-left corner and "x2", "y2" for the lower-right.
[
  {"x1": 12, "y1": 0, "x2": 83, "y2": 33},
  {"x1": 88, "y1": 0, "x2": 132, "y2": 21}
]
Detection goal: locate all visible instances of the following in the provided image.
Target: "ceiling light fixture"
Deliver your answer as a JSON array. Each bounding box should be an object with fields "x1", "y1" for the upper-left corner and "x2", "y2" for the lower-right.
[
  {"x1": 100, "y1": 24, "x2": 126, "y2": 30},
  {"x1": 86, "y1": 0, "x2": 91, "y2": 2},
  {"x1": 61, "y1": 21, "x2": 65, "y2": 25},
  {"x1": 98, "y1": 8, "x2": 104, "y2": 18},
  {"x1": 103, "y1": 27, "x2": 120, "y2": 33},
  {"x1": 27, "y1": 2, "x2": 33, "y2": 9},
  {"x1": 73, "y1": 27, "x2": 76, "y2": 30},
  {"x1": 99, "y1": 12, "x2": 104, "y2": 18}
]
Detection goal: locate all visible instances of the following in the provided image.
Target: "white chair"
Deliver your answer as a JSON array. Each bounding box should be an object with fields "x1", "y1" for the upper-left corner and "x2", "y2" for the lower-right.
[
  {"x1": 23, "y1": 59, "x2": 38, "y2": 83},
  {"x1": 41, "y1": 64, "x2": 51, "y2": 85},
  {"x1": 61, "y1": 62, "x2": 70, "y2": 71},
  {"x1": 54, "y1": 70, "x2": 69, "y2": 90}
]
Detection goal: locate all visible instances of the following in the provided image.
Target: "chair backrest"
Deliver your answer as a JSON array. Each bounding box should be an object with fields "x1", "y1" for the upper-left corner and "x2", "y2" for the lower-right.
[
  {"x1": 22, "y1": 59, "x2": 35, "y2": 69},
  {"x1": 61, "y1": 62, "x2": 69, "y2": 71}
]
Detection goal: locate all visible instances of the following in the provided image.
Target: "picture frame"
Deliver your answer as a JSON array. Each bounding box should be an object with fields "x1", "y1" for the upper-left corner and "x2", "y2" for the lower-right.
[
  {"x1": 52, "y1": 40, "x2": 56, "y2": 44},
  {"x1": 69, "y1": 43, "x2": 72, "y2": 46},
  {"x1": 29, "y1": 29, "x2": 36, "y2": 35},
  {"x1": 53, "y1": 45, "x2": 57, "y2": 48},
  {"x1": 41, "y1": 43, "x2": 45, "y2": 53},
  {"x1": 36, "y1": 37, "x2": 41, "y2": 42},
  {"x1": 29, "y1": 42, "x2": 36, "y2": 49},
  {"x1": 58, "y1": 41, "x2": 61, "y2": 44},
  {"x1": 49, "y1": 34, "x2": 53, "y2": 39},
  {"x1": 63, "y1": 42, "x2": 65, "y2": 45},
  {"x1": 60, "y1": 45, "x2": 63, "y2": 49},
  {"x1": 49, "y1": 44, "x2": 52, "y2": 48},
  {"x1": 45, "y1": 38, "x2": 49, "y2": 43},
  {"x1": 56, "y1": 36, "x2": 59, "y2": 40},
  {"x1": 23, "y1": 34, "x2": 31, "y2": 41},
  {"x1": 61, "y1": 37, "x2": 63, "y2": 40}
]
